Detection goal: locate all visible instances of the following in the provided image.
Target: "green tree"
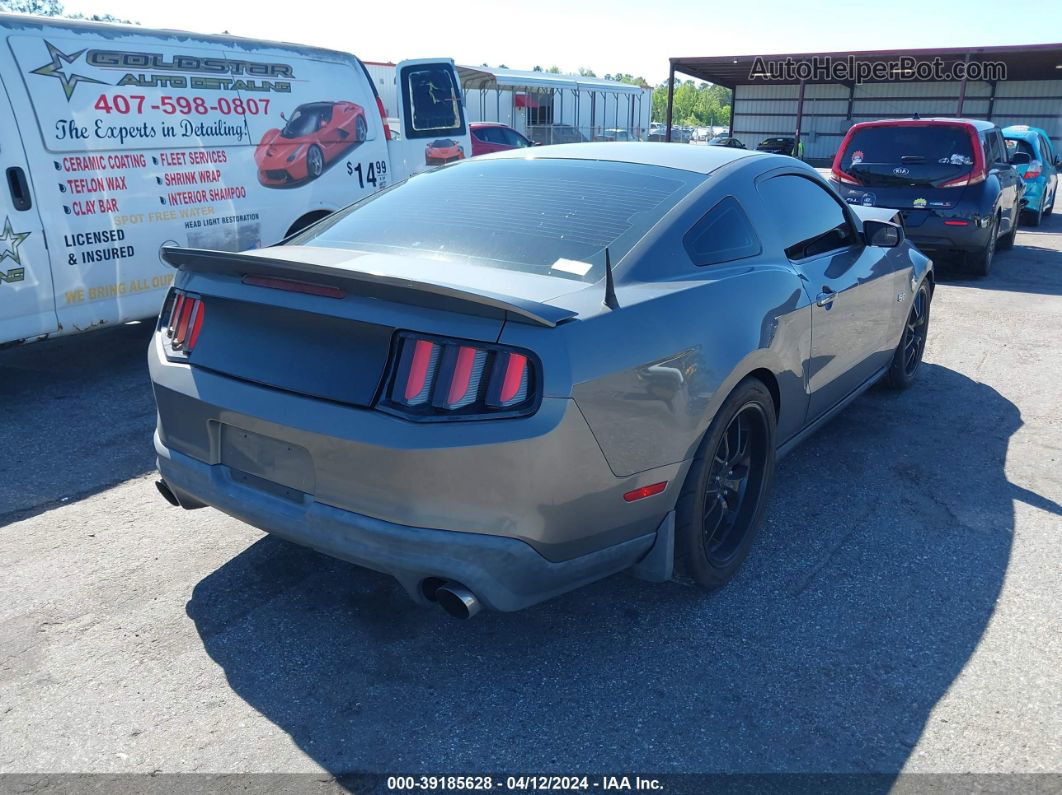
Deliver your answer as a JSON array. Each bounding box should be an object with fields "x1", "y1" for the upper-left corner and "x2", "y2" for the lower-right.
[
  {"x1": 578, "y1": 67, "x2": 596, "y2": 77},
  {"x1": 651, "y1": 79, "x2": 730, "y2": 127},
  {"x1": 0, "y1": 0, "x2": 136, "y2": 22},
  {"x1": 547, "y1": 65, "x2": 561, "y2": 74}
]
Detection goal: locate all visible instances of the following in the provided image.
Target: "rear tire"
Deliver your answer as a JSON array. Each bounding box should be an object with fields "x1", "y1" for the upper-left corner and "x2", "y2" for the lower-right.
[
  {"x1": 885, "y1": 282, "x2": 931, "y2": 390},
  {"x1": 998, "y1": 214, "x2": 1017, "y2": 250},
  {"x1": 674, "y1": 378, "x2": 776, "y2": 590},
  {"x1": 1025, "y1": 199, "x2": 1043, "y2": 227},
  {"x1": 968, "y1": 215, "x2": 998, "y2": 277},
  {"x1": 1044, "y1": 189, "x2": 1055, "y2": 217}
]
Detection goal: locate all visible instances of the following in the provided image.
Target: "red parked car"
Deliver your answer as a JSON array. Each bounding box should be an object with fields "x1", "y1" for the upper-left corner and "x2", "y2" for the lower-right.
[
  {"x1": 255, "y1": 101, "x2": 368, "y2": 187},
  {"x1": 469, "y1": 122, "x2": 535, "y2": 157}
]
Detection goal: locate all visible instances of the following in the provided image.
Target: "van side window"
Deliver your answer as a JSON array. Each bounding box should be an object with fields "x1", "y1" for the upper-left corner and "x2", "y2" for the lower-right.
[
  {"x1": 401, "y1": 65, "x2": 466, "y2": 139},
  {"x1": 758, "y1": 175, "x2": 856, "y2": 260},
  {"x1": 683, "y1": 197, "x2": 762, "y2": 266}
]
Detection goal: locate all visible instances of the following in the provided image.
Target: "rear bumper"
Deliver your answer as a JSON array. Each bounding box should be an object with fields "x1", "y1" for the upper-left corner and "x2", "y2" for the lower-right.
[
  {"x1": 157, "y1": 436, "x2": 657, "y2": 611},
  {"x1": 905, "y1": 216, "x2": 992, "y2": 254}
]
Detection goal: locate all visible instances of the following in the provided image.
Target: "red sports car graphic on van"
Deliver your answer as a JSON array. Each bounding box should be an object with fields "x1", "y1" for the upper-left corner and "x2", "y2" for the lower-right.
[
  {"x1": 425, "y1": 138, "x2": 465, "y2": 166},
  {"x1": 255, "y1": 101, "x2": 368, "y2": 187}
]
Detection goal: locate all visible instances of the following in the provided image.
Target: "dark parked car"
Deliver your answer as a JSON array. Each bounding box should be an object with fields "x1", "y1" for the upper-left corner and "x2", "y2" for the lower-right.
[
  {"x1": 709, "y1": 135, "x2": 746, "y2": 148},
  {"x1": 828, "y1": 118, "x2": 1024, "y2": 276},
  {"x1": 757, "y1": 136, "x2": 796, "y2": 156},
  {"x1": 152, "y1": 143, "x2": 932, "y2": 618},
  {"x1": 469, "y1": 122, "x2": 534, "y2": 157}
]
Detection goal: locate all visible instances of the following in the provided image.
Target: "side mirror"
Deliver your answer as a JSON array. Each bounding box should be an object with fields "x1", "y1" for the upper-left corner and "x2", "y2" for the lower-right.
[
  {"x1": 864, "y1": 219, "x2": 903, "y2": 248},
  {"x1": 1008, "y1": 151, "x2": 1032, "y2": 166},
  {"x1": 1055, "y1": 155, "x2": 1062, "y2": 168},
  {"x1": 279, "y1": 112, "x2": 286, "y2": 121}
]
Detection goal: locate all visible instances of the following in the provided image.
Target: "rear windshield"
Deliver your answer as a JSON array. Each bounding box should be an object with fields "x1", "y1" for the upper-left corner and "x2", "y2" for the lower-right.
[
  {"x1": 840, "y1": 124, "x2": 975, "y2": 186},
  {"x1": 403, "y1": 65, "x2": 465, "y2": 139},
  {"x1": 292, "y1": 159, "x2": 703, "y2": 282},
  {"x1": 1004, "y1": 138, "x2": 1037, "y2": 159}
]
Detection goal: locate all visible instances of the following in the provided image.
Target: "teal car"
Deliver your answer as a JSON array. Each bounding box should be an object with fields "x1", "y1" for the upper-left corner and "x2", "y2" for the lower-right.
[{"x1": 1002, "y1": 125, "x2": 1059, "y2": 226}]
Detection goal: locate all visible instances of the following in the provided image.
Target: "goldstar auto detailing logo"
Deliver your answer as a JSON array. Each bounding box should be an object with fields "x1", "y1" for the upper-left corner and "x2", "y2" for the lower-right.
[
  {"x1": 30, "y1": 41, "x2": 106, "y2": 100},
  {"x1": 0, "y1": 216, "x2": 31, "y2": 284}
]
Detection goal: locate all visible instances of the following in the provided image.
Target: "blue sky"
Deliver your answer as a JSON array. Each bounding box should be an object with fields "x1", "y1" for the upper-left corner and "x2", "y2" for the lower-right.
[{"x1": 61, "y1": 0, "x2": 1062, "y2": 84}]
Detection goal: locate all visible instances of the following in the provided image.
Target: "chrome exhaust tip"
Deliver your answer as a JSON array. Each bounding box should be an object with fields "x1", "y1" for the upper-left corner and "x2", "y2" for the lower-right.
[{"x1": 433, "y1": 582, "x2": 482, "y2": 619}]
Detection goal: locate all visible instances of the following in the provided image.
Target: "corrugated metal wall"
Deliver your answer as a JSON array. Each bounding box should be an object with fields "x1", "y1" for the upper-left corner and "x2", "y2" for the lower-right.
[{"x1": 731, "y1": 78, "x2": 1062, "y2": 163}]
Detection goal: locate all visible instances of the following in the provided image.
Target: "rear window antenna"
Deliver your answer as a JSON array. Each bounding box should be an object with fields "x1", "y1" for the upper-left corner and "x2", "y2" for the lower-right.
[{"x1": 603, "y1": 248, "x2": 619, "y2": 310}]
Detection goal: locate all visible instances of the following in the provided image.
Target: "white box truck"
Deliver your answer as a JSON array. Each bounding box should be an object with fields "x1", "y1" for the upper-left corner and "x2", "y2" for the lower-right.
[{"x1": 0, "y1": 14, "x2": 470, "y2": 345}]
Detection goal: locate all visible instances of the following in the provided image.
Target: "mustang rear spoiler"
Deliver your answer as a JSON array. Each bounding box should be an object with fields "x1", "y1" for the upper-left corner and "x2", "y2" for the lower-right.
[{"x1": 161, "y1": 247, "x2": 577, "y2": 329}]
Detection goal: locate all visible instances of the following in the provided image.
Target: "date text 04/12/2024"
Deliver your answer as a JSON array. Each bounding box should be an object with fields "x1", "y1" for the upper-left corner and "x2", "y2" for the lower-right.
[{"x1": 385, "y1": 776, "x2": 664, "y2": 791}]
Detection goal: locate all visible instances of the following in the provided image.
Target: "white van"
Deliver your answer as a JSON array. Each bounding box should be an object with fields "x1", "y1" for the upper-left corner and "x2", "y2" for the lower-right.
[{"x1": 0, "y1": 14, "x2": 470, "y2": 346}]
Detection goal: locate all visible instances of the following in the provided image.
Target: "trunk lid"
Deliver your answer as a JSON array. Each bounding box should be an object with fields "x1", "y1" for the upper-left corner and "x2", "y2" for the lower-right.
[{"x1": 162, "y1": 246, "x2": 585, "y2": 406}]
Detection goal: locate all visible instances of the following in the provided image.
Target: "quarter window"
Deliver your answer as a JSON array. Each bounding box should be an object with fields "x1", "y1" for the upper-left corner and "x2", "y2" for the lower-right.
[
  {"x1": 684, "y1": 197, "x2": 762, "y2": 266},
  {"x1": 758, "y1": 175, "x2": 856, "y2": 260}
]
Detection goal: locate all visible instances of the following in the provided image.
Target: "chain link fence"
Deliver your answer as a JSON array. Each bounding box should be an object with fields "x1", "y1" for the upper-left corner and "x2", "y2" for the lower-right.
[{"x1": 524, "y1": 125, "x2": 649, "y2": 145}]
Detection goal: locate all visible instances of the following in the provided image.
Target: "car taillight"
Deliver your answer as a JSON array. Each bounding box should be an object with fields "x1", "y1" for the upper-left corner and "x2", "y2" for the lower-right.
[
  {"x1": 163, "y1": 288, "x2": 205, "y2": 354},
  {"x1": 1025, "y1": 161, "x2": 1042, "y2": 179},
  {"x1": 376, "y1": 96, "x2": 391, "y2": 141},
  {"x1": 382, "y1": 333, "x2": 538, "y2": 420},
  {"x1": 832, "y1": 167, "x2": 861, "y2": 186}
]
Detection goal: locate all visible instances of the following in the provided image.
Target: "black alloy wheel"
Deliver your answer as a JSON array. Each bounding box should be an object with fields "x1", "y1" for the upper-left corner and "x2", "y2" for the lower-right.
[
  {"x1": 701, "y1": 404, "x2": 770, "y2": 567},
  {"x1": 885, "y1": 281, "x2": 932, "y2": 389},
  {"x1": 674, "y1": 377, "x2": 776, "y2": 590}
]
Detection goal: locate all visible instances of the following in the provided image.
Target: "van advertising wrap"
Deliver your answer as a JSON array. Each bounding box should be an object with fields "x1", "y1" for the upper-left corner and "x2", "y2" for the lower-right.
[{"x1": 3, "y1": 29, "x2": 391, "y2": 340}]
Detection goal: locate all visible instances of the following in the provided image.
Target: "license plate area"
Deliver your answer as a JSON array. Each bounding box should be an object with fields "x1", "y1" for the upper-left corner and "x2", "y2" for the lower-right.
[{"x1": 219, "y1": 424, "x2": 315, "y2": 496}]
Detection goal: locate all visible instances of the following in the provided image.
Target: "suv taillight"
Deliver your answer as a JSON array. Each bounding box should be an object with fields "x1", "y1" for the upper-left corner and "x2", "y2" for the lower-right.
[
  {"x1": 1025, "y1": 160, "x2": 1042, "y2": 179},
  {"x1": 162, "y1": 288, "x2": 205, "y2": 355},
  {"x1": 940, "y1": 168, "x2": 986, "y2": 188},
  {"x1": 380, "y1": 332, "x2": 538, "y2": 420}
]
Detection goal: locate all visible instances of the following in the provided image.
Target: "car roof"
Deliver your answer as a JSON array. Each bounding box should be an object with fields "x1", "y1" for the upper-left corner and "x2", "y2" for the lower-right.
[
  {"x1": 469, "y1": 121, "x2": 512, "y2": 128},
  {"x1": 479, "y1": 142, "x2": 763, "y2": 173},
  {"x1": 852, "y1": 117, "x2": 996, "y2": 131},
  {"x1": 1002, "y1": 124, "x2": 1048, "y2": 140}
]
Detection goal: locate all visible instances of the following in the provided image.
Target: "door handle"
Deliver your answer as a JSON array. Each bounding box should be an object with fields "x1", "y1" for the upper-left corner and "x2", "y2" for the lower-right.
[
  {"x1": 816, "y1": 288, "x2": 836, "y2": 307},
  {"x1": 6, "y1": 167, "x2": 32, "y2": 211}
]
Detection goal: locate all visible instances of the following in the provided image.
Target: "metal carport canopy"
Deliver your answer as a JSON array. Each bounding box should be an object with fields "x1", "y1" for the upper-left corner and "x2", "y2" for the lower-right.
[{"x1": 662, "y1": 42, "x2": 1062, "y2": 141}]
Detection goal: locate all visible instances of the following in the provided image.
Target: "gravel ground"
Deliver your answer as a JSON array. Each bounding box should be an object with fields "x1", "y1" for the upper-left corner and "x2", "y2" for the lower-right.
[{"x1": 1, "y1": 216, "x2": 1060, "y2": 781}]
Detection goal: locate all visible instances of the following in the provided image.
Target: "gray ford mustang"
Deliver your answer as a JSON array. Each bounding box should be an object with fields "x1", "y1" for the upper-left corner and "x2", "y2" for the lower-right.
[{"x1": 151, "y1": 143, "x2": 933, "y2": 618}]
